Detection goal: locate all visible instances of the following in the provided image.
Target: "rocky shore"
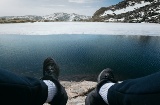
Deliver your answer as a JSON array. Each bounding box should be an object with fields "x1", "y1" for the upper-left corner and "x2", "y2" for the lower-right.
[
  {"x1": 43, "y1": 74, "x2": 98, "y2": 105},
  {"x1": 61, "y1": 81, "x2": 97, "y2": 105},
  {"x1": 44, "y1": 80, "x2": 97, "y2": 105}
]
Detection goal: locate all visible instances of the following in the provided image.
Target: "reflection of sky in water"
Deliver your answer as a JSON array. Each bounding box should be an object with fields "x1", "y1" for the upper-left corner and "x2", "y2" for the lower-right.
[{"x1": 0, "y1": 35, "x2": 160, "y2": 81}]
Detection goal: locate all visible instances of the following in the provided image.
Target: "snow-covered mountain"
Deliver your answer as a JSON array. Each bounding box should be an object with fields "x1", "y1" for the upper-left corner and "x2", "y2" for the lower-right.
[
  {"x1": 0, "y1": 13, "x2": 91, "y2": 23},
  {"x1": 92, "y1": 0, "x2": 160, "y2": 23},
  {"x1": 42, "y1": 13, "x2": 91, "y2": 22}
]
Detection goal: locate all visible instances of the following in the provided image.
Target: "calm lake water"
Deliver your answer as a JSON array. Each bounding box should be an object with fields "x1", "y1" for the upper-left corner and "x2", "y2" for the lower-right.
[{"x1": 0, "y1": 35, "x2": 160, "y2": 81}]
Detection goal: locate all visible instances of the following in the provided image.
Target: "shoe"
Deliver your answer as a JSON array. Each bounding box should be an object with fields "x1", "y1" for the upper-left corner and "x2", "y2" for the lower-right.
[
  {"x1": 85, "y1": 68, "x2": 116, "y2": 105},
  {"x1": 43, "y1": 57, "x2": 59, "y2": 80},
  {"x1": 42, "y1": 57, "x2": 68, "y2": 105},
  {"x1": 97, "y1": 68, "x2": 116, "y2": 83}
]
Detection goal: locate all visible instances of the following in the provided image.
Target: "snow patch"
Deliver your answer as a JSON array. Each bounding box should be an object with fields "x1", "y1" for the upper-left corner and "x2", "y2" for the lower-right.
[{"x1": 101, "y1": 1, "x2": 151, "y2": 16}]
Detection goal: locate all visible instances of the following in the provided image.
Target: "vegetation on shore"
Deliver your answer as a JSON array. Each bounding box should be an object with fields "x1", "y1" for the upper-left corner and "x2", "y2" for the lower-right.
[{"x1": 0, "y1": 18, "x2": 37, "y2": 23}]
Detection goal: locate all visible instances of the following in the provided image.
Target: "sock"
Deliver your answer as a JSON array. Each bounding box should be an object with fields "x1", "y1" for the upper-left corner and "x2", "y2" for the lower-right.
[
  {"x1": 99, "y1": 83, "x2": 115, "y2": 104},
  {"x1": 43, "y1": 80, "x2": 57, "y2": 103}
]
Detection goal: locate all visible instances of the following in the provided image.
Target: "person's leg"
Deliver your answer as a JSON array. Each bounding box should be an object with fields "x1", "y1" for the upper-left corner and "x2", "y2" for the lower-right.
[
  {"x1": 86, "y1": 68, "x2": 160, "y2": 105},
  {"x1": 85, "y1": 68, "x2": 117, "y2": 105},
  {"x1": 0, "y1": 57, "x2": 68, "y2": 105},
  {"x1": 41, "y1": 57, "x2": 68, "y2": 105},
  {"x1": 108, "y1": 71, "x2": 160, "y2": 105},
  {"x1": 0, "y1": 68, "x2": 48, "y2": 105}
]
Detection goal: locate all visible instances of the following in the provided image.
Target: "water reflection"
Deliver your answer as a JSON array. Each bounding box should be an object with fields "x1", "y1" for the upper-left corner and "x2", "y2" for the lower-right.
[
  {"x1": 0, "y1": 35, "x2": 160, "y2": 81},
  {"x1": 138, "y1": 36, "x2": 151, "y2": 44}
]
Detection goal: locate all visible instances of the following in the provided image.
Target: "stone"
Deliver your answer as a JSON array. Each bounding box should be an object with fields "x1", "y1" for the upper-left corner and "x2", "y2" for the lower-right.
[{"x1": 43, "y1": 80, "x2": 97, "y2": 105}]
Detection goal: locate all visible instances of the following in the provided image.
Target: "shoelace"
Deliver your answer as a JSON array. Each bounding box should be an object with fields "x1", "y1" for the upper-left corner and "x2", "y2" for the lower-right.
[
  {"x1": 45, "y1": 64, "x2": 55, "y2": 73},
  {"x1": 103, "y1": 73, "x2": 114, "y2": 81}
]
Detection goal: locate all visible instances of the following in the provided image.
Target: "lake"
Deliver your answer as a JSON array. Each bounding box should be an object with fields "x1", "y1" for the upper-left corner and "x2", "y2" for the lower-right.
[{"x1": 0, "y1": 34, "x2": 160, "y2": 81}]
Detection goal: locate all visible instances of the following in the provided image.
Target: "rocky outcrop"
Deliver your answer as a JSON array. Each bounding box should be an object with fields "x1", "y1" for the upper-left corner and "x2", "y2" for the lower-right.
[
  {"x1": 92, "y1": 0, "x2": 160, "y2": 23},
  {"x1": 43, "y1": 81, "x2": 97, "y2": 105},
  {"x1": 61, "y1": 81, "x2": 97, "y2": 105}
]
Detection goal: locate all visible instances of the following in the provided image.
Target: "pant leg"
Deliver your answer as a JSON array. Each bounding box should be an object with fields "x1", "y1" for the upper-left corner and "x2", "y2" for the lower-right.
[
  {"x1": 0, "y1": 68, "x2": 48, "y2": 105},
  {"x1": 108, "y1": 71, "x2": 160, "y2": 105}
]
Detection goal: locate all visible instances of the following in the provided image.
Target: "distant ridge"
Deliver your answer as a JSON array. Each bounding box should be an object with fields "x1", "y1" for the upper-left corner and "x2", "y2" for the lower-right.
[
  {"x1": 42, "y1": 13, "x2": 91, "y2": 22},
  {"x1": 0, "y1": 13, "x2": 91, "y2": 23},
  {"x1": 92, "y1": 0, "x2": 160, "y2": 23}
]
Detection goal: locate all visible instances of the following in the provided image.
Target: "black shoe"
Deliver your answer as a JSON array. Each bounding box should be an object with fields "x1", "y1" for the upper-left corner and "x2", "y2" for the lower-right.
[
  {"x1": 42, "y1": 57, "x2": 68, "y2": 105},
  {"x1": 97, "y1": 68, "x2": 116, "y2": 83},
  {"x1": 85, "y1": 68, "x2": 116, "y2": 105},
  {"x1": 43, "y1": 57, "x2": 59, "y2": 80}
]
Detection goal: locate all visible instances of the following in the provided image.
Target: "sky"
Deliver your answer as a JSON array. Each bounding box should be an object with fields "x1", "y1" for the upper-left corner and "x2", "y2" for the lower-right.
[{"x1": 0, "y1": 0, "x2": 122, "y2": 16}]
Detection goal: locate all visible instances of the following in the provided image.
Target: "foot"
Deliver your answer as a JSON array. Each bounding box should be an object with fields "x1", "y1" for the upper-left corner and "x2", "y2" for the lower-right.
[
  {"x1": 42, "y1": 57, "x2": 68, "y2": 105},
  {"x1": 85, "y1": 68, "x2": 116, "y2": 105},
  {"x1": 43, "y1": 57, "x2": 59, "y2": 80},
  {"x1": 97, "y1": 68, "x2": 116, "y2": 83}
]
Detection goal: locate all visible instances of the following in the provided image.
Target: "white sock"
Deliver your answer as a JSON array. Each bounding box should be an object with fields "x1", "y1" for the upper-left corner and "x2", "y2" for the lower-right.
[
  {"x1": 43, "y1": 80, "x2": 57, "y2": 103},
  {"x1": 99, "y1": 83, "x2": 115, "y2": 104}
]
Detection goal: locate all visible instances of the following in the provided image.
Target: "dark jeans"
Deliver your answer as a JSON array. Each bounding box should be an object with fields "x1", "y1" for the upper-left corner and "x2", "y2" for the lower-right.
[
  {"x1": 0, "y1": 68, "x2": 48, "y2": 105},
  {"x1": 108, "y1": 71, "x2": 160, "y2": 105}
]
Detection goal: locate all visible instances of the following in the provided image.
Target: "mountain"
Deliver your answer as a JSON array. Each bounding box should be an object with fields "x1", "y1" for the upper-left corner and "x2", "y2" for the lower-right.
[
  {"x1": 0, "y1": 13, "x2": 91, "y2": 23},
  {"x1": 42, "y1": 13, "x2": 91, "y2": 22},
  {"x1": 92, "y1": 0, "x2": 160, "y2": 23},
  {"x1": 2, "y1": 15, "x2": 42, "y2": 20},
  {"x1": 0, "y1": 15, "x2": 42, "y2": 23}
]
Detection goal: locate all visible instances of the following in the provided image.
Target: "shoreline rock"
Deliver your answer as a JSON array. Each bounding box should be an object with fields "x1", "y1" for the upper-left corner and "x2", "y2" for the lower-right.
[{"x1": 44, "y1": 80, "x2": 97, "y2": 105}]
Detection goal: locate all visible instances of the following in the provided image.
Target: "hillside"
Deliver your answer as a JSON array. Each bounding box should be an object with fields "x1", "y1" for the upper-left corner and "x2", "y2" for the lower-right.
[
  {"x1": 0, "y1": 15, "x2": 42, "y2": 23},
  {"x1": 42, "y1": 13, "x2": 91, "y2": 22},
  {"x1": 92, "y1": 0, "x2": 160, "y2": 23}
]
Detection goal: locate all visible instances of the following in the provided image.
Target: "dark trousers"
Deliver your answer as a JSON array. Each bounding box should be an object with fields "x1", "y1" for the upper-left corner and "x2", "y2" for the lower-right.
[
  {"x1": 108, "y1": 71, "x2": 160, "y2": 105},
  {"x1": 0, "y1": 68, "x2": 48, "y2": 105}
]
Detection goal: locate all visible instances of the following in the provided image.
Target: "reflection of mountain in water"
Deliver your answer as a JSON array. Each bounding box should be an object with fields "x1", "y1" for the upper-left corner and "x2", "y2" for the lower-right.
[{"x1": 139, "y1": 36, "x2": 152, "y2": 43}]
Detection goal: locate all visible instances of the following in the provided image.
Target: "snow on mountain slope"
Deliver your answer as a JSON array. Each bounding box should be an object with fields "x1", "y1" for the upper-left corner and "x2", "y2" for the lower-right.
[
  {"x1": 42, "y1": 13, "x2": 91, "y2": 22},
  {"x1": 92, "y1": 0, "x2": 160, "y2": 23},
  {"x1": 101, "y1": 1, "x2": 150, "y2": 16},
  {"x1": 0, "y1": 13, "x2": 91, "y2": 23}
]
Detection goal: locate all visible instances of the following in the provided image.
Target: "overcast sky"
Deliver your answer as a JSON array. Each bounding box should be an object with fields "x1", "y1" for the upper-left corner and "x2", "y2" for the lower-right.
[{"x1": 0, "y1": 0, "x2": 122, "y2": 16}]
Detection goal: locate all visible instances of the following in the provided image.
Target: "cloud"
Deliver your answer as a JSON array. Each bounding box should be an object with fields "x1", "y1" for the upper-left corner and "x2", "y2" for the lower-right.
[
  {"x1": 41, "y1": 4, "x2": 66, "y2": 7},
  {"x1": 84, "y1": 6, "x2": 92, "y2": 7},
  {"x1": 0, "y1": 0, "x2": 107, "y2": 16},
  {"x1": 68, "y1": 0, "x2": 102, "y2": 3}
]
